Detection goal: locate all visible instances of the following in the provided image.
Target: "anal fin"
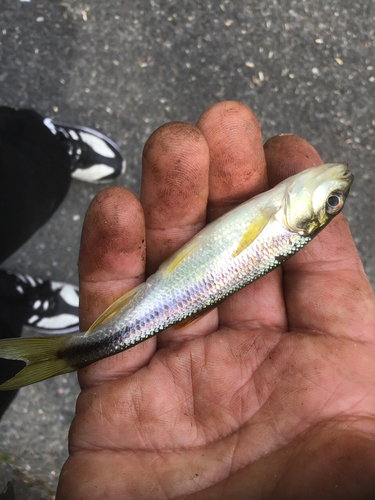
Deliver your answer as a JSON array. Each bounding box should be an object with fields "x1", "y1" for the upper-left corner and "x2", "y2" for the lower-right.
[{"x1": 173, "y1": 305, "x2": 216, "y2": 330}]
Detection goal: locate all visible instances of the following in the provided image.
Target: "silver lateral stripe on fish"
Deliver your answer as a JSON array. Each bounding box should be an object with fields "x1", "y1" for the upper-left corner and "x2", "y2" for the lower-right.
[{"x1": 0, "y1": 163, "x2": 353, "y2": 390}]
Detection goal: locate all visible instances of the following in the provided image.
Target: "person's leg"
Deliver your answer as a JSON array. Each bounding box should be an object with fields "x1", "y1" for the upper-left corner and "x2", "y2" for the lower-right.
[
  {"x1": 0, "y1": 271, "x2": 27, "y2": 418},
  {"x1": 0, "y1": 107, "x2": 72, "y2": 417},
  {"x1": 0, "y1": 106, "x2": 125, "y2": 416},
  {"x1": 0, "y1": 107, "x2": 127, "y2": 263},
  {"x1": 0, "y1": 107, "x2": 72, "y2": 263}
]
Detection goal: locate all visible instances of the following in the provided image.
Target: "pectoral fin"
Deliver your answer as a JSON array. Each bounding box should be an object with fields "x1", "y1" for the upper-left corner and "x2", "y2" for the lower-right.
[{"x1": 231, "y1": 207, "x2": 274, "y2": 258}]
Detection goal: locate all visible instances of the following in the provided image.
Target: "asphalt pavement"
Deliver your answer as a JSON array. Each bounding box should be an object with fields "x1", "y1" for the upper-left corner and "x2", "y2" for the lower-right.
[{"x1": 0, "y1": 0, "x2": 374, "y2": 498}]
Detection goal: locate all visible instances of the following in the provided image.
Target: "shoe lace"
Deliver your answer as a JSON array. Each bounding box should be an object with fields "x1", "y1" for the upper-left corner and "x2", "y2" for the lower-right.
[
  {"x1": 26, "y1": 281, "x2": 57, "y2": 314},
  {"x1": 55, "y1": 127, "x2": 88, "y2": 169}
]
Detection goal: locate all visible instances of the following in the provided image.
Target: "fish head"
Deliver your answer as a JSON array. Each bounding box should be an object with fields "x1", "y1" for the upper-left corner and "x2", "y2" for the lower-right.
[{"x1": 279, "y1": 163, "x2": 354, "y2": 236}]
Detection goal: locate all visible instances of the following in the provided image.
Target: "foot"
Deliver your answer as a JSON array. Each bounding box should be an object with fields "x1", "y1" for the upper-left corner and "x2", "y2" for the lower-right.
[
  {"x1": 4, "y1": 271, "x2": 80, "y2": 334},
  {"x1": 43, "y1": 118, "x2": 126, "y2": 183}
]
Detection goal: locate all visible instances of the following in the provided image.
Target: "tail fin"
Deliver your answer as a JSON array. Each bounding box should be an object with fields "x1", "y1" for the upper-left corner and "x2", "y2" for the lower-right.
[{"x1": 0, "y1": 335, "x2": 75, "y2": 390}]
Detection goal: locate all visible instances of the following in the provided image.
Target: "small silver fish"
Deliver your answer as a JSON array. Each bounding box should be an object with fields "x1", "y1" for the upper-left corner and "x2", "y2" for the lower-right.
[{"x1": 0, "y1": 163, "x2": 353, "y2": 390}]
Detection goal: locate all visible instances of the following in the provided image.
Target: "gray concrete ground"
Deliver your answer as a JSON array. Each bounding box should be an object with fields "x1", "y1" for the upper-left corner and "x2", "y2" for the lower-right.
[{"x1": 0, "y1": 0, "x2": 374, "y2": 498}]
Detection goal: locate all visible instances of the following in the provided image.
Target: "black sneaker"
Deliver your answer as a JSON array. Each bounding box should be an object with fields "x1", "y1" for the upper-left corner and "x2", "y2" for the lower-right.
[
  {"x1": 43, "y1": 118, "x2": 126, "y2": 183},
  {"x1": 5, "y1": 272, "x2": 80, "y2": 334}
]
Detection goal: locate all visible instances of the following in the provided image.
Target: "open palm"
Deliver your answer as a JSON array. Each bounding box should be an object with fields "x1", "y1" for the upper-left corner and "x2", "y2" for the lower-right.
[{"x1": 57, "y1": 102, "x2": 375, "y2": 499}]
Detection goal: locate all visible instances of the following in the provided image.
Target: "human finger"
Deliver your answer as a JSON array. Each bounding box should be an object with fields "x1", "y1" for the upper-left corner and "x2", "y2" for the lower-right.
[
  {"x1": 77, "y1": 187, "x2": 155, "y2": 388},
  {"x1": 140, "y1": 122, "x2": 216, "y2": 347},
  {"x1": 264, "y1": 135, "x2": 375, "y2": 341},
  {"x1": 196, "y1": 101, "x2": 287, "y2": 332}
]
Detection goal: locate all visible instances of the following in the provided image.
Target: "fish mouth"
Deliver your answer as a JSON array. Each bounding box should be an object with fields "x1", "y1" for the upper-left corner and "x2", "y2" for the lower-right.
[
  {"x1": 339, "y1": 163, "x2": 354, "y2": 180},
  {"x1": 341, "y1": 167, "x2": 354, "y2": 195},
  {"x1": 330, "y1": 163, "x2": 354, "y2": 193},
  {"x1": 342, "y1": 168, "x2": 354, "y2": 183}
]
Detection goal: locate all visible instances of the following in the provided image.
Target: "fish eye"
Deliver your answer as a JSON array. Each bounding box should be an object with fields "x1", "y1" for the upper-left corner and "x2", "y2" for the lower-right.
[
  {"x1": 326, "y1": 192, "x2": 344, "y2": 214},
  {"x1": 328, "y1": 195, "x2": 340, "y2": 207}
]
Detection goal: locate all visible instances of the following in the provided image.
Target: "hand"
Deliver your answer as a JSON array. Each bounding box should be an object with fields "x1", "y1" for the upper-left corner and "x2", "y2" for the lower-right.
[{"x1": 57, "y1": 102, "x2": 375, "y2": 499}]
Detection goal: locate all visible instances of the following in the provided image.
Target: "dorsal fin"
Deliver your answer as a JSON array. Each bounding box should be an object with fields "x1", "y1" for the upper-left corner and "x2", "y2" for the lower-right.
[
  {"x1": 85, "y1": 286, "x2": 139, "y2": 335},
  {"x1": 231, "y1": 207, "x2": 274, "y2": 258}
]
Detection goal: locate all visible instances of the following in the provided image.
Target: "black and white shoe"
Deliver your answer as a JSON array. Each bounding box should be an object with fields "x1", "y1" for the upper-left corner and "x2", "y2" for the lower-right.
[
  {"x1": 4, "y1": 271, "x2": 80, "y2": 334},
  {"x1": 43, "y1": 118, "x2": 126, "y2": 183}
]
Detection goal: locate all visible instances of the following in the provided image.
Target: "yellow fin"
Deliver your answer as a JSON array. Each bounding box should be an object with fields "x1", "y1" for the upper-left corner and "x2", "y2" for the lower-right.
[
  {"x1": 162, "y1": 237, "x2": 201, "y2": 275},
  {"x1": 231, "y1": 207, "x2": 273, "y2": 258},
  {"x1": 0, "y1": 335, "x2": 73, "y2": 390},
  {"x1": 172, "y1": 308, "x2": 212, "y2": 330},
  {"x1": 85, "y1": 286, "x2": 139, "y2": 335}
]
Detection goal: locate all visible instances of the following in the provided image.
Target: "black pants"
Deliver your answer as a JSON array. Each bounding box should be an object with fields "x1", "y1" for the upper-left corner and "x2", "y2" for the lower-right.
[{"x1": 0, "y1": 107, "x2": 71, "y2": 416}]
